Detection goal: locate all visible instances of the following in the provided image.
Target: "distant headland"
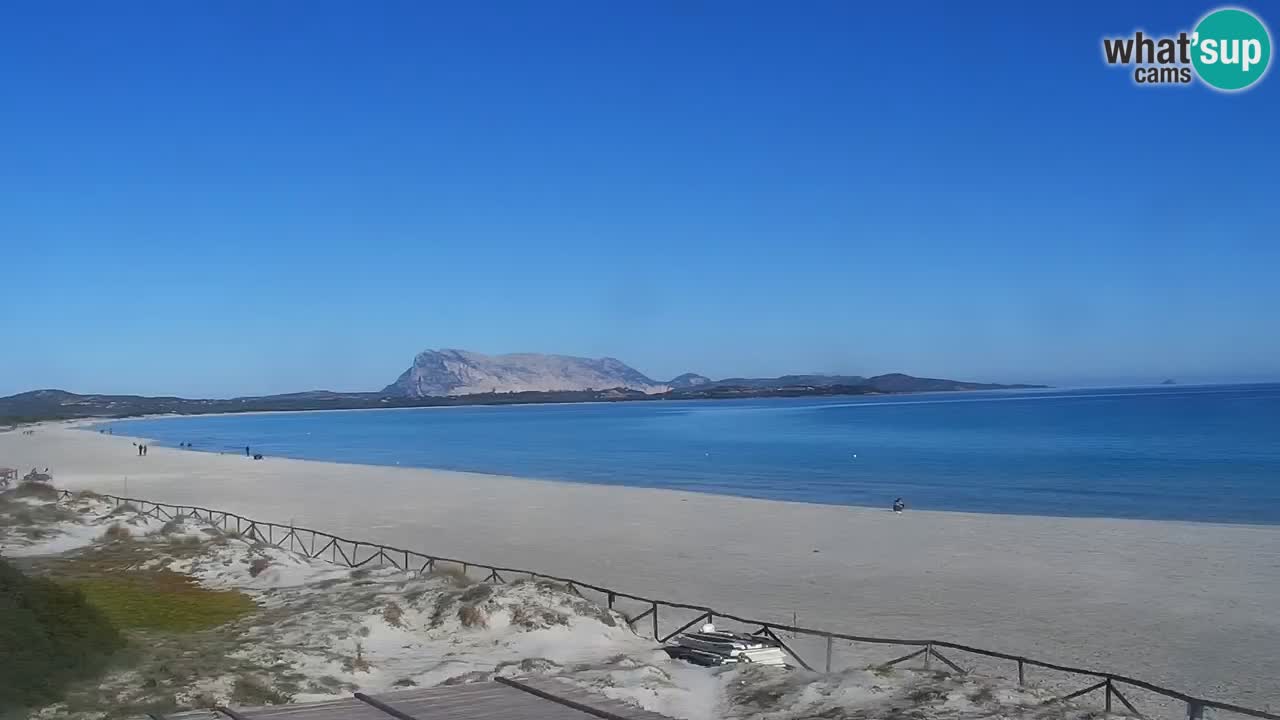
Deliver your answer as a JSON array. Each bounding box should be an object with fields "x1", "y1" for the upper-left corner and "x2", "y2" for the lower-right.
[{"x1": 0, "y1": 349, "x2": 1045, "y2": 424}]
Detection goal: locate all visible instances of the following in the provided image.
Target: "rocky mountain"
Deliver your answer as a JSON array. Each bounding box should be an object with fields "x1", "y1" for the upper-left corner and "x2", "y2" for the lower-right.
[
  {"x1": 384, "y1": 349, "x2": 670, "y2": 398},
  {"x1": 666, "y1": 373, "x2": 713, "y2": 389}
]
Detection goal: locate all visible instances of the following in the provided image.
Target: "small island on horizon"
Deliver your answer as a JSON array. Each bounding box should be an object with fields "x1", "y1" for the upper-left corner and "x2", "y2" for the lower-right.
[{"x1": 0, "y1": 348, "x2": 1045, "y2": 425}]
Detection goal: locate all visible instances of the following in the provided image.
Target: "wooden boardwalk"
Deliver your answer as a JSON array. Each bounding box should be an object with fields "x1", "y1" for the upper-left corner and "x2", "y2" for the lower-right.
[{"x1": 156, "y1": 677, "x2": 676, "y2": 720}]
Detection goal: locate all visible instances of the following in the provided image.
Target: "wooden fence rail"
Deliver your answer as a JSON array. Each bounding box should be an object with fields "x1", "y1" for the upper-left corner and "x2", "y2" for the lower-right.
[{"x1": 59, "y1": 488, "x2": 1279, "y2": 720}]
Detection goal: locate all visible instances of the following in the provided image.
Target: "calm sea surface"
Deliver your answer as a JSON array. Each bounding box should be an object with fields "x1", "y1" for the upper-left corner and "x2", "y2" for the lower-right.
[{"x1": 99, "y1": 384, "x2": 1280, "y2": 524}]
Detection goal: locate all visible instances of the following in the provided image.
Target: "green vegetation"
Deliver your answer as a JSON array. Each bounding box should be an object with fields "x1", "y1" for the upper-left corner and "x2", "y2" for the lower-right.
[
  {"x1": 968, "y1": 686, "x2": 995, "y2": 704},
  {"x1": 0, "y1": 499, "x2": 267, "y2": 715},
  {"x1": 428, "y1": 564, "x2": 474, "y2": 587},
  {"x1": 457, "y1": 604, "x2": 487, "y2": 627},
  {"x1": 248, "y1": 557, "x2": 271, "y2": 578},
  {"x1": 231, "y1": 676, "x2": 293, "y2": 706},
  {"x1": 14, "y1": 481, "x2": 59, "y2": 501},
  {"x1": 100, "y1": 523, "x2": 132, "y2": 543},
  {"x1": 382, "y1": 601, "x2": 404, "y2": 627},
  {"x1": 72, "y1": 572, "x2": 256, "y2": 632},
  {"x1": 0, "y1": 558, "x2": 124, "y2": 713}
]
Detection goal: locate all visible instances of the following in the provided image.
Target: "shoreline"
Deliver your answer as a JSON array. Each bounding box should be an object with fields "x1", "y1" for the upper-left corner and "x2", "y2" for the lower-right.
[
  {"x1": 79, "y1": 421, "x2": 1280, "y2": 530},
  {"x1": 76, "y1": 407, "x2": 1280, "y2": 529},
  {"x1": 3, "y1": 424, "x2": 1278, "y2": 708},
  {"x1": 29, "y1": 381, "x2": 1268, "y2": 429}
]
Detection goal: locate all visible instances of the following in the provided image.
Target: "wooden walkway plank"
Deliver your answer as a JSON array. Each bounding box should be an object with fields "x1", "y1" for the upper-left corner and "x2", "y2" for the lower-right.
[
  {"x1": 146, "y1": 680, "x2": 676, "y2": 720},
  {"x1": 502, "y1": 676, "x2": 676, "y2": 720},
  {"x1": 224, "y1": 697, "x2": 387, "y2": 719}
]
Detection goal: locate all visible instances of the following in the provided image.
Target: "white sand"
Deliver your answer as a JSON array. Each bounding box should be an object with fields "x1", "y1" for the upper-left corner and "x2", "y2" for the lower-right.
[{"x1": 3, "y1": 423, "x2": 1278, "y2": 711}]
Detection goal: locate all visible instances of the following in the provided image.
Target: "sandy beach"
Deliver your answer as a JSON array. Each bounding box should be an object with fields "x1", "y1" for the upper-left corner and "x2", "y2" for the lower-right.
[{"x1": 3, "y1": 423, "x2": 1277, "y2": 711}]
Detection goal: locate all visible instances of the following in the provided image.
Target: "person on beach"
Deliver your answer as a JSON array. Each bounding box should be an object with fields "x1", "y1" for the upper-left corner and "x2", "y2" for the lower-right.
[
  {"x1": 245, "y1": 445, "x2": 251, "y2": 457},
  {"x1": 892, "y1": 497, "x2": 905, "y2": 513}
]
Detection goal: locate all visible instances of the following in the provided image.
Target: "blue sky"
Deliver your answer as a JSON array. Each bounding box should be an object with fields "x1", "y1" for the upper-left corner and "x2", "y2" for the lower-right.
[{"x1": 1, "y1": 1, "x2": 1277, "y2": 397}]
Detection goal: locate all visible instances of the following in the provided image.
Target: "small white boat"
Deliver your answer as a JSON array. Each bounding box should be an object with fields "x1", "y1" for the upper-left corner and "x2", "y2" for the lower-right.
[
  {"x1": 665, "y1": 629, "x2": 788, "y2": 667},
  {"x1": 677, "y1": 632, "x2": 773, "y2": 654}
]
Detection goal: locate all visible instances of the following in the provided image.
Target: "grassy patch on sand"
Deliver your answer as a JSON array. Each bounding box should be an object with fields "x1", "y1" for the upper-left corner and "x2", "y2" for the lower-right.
[
  {"x1": 73, "y1": 572, "x2": 257, "y2": 632},
  {"x1": 1, "y1": 559, "x2": 124, "y2": 713}
]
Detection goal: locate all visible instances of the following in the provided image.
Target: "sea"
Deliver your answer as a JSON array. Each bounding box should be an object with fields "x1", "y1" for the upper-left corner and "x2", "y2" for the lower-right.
[{"x1": 96, "y1": 384, "x2": 1280, "y2": 524}]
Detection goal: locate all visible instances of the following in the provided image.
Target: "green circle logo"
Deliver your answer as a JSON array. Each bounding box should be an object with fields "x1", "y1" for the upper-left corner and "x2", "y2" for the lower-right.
[{"x1": 1192, "y1": 8, "x2": 1272, "y2": 91}]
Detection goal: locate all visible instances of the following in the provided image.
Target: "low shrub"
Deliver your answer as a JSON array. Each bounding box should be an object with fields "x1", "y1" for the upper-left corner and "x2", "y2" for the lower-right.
[
  {"x1": 248, "y1": 558, "x2": 271, "y2": 578},
  {"x1": 159, "y1": 518, "x2": 186, "y2": 535},
  {"x1": 0, "y1": 509, "x2": 36, "y2": 527},
  {"x1": 459, "y1": 584, "x2": 492, "y2": 604},
  {"x1": 231, "y1": 676, "x2": 292, "y2": 706},
  {"x1": 107, "y1": 502, "x2": 139, "y2": 517},
  {"x1": 458, "y1": 604, "x2": 487, "y2": 628},
  {"x1": 14, "y1": 482, "x2": 58, "y2": 501},
  {"x1": 343, "y1": 642, "x2": 371, "y2": 673},
  {"x1": 382, "y1": 602, "x2": 405, "y2": 628},
  {"x1": 0, "y1": 558, "x2": 124, "y2": 712},
  {"x1": 968, "y1": 687, "x2": 995, "y2": 704},
  {"x1": 101, "y1": 524, "x2": 132, "y2": 543},
  {"x1": 908, "y1": 687, "x2": 948, "y2": 704},
  {"x1": 429, "y1": 565, "x2": 473, "y2": 587}
]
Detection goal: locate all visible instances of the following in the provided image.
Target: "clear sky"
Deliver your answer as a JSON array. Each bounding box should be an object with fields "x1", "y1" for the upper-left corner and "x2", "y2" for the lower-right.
[{"x1": 1, "y1": 1, "x2": 1277, "y2": 397}]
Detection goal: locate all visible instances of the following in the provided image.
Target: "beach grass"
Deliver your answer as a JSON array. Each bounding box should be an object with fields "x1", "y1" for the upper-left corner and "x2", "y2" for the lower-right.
[
  {"x1": 14, "y1": 481, "x2": 60, "y2": 501},
  {"x1": 73, "y1": 572, "x2": 256, "y2": 632},
  {"x1": 231, "y1": 676, "x2": 293, "y2": 706}
]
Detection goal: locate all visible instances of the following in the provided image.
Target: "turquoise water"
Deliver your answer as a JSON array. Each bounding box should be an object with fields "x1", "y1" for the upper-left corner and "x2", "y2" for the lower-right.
[{"x1": 99, "y1": 384, "x2": 1280, "y2": 524}]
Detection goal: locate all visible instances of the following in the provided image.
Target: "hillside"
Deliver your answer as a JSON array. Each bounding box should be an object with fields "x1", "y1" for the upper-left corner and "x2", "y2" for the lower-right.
[
  {"x1": 0, "y1": 350, "x2": 1045, "y2": 425},
  {"x1": 384, "y1": 349, "x2": 670, "y2": 397},
  {"x1": 380, "y1": 350, "x2": 1042, "y2": 399}
]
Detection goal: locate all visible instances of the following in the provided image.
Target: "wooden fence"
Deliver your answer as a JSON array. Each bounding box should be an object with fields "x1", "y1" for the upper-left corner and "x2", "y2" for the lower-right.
[{"x1": 56, "y1": 489, "x2": 1279, "y2": 720}]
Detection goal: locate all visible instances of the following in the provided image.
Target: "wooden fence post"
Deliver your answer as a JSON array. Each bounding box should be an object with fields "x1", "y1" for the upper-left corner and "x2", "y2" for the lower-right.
[{"x1": 825, "y1": 636, "x2": 834, "y2": 673}]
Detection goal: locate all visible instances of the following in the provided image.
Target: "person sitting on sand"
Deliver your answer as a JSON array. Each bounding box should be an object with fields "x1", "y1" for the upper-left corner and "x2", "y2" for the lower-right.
[{"x1": 893, "y1": 497, "x2": 905, "y2": 513}]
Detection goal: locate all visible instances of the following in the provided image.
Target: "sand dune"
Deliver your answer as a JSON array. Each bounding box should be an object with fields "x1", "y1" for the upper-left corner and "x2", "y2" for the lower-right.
[
  {"x1": 4, "y1": 490, "x2": 1137, "y2": 720},
  {"x1": 2, "y1": 423, "x2": 1277, "y2": 712}
]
